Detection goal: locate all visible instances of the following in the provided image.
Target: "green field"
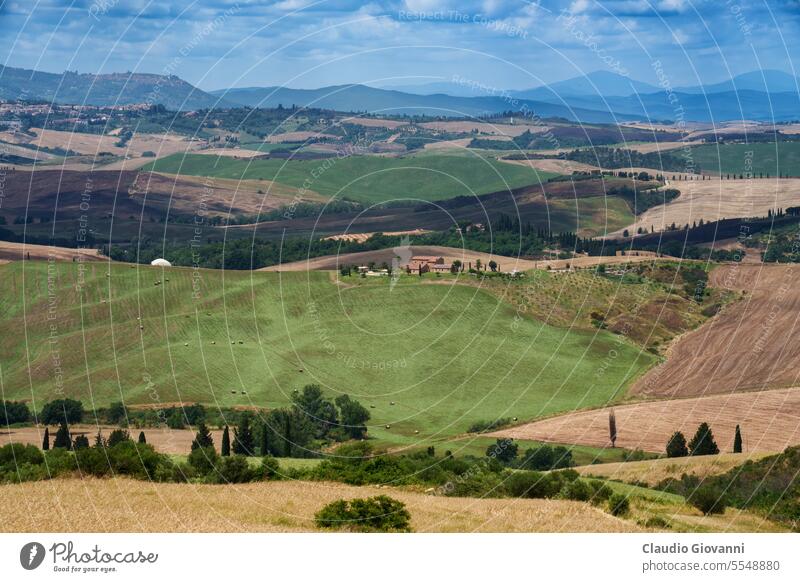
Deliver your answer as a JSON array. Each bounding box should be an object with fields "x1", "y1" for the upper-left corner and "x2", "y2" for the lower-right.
[
  {"x1": 0, "y1": 262, "x2": 654, "y2": 446},
  {"x1": 144, "y1": 153, "x2": 555, "y2": 204},
  {"x1": 691, "y1": 142, "x2": 800, "y2": 177}
]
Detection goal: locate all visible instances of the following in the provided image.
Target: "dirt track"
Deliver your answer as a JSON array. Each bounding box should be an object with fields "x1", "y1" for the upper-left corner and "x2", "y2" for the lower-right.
[
  {"x1": 491, "y1": 387, "x2": 800, "y2": 453},
  {"x1": 633, "y1": 263, "x2": 800, "y2": 398}
]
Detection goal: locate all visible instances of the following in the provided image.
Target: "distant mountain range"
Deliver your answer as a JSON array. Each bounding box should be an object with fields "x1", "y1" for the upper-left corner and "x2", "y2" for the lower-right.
[
  {"x1": 2, "y1": 64, "x2": 799, "y2": 122},
  {"x1": 0, "y1": 66, "x2": 229, "y2": 110}
]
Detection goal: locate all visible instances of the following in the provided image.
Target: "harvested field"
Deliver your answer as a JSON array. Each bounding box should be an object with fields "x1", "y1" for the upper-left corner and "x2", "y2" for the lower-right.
[
  {"x1": 501, "y1": 157, "x2": 599, "y2": 174},
  {"x1": 138, "y1": 172, "x2": 324, "y2": 215},
  {"x1": 0, "y1": 477, "x2": 643, "y2": 533},
  {"x1": 265, "y1": 131, "x2": 339, "y2": 143},
  {"x1": 193, "y1": 148, "x2": 270, "y2": 158},
  {"x1": 0, "y1": 241, "x2": 107, "y2": 262},
  {"x1": 264, "y1": 247, "x2": 673, "y2": 272},
  {"x1": 491, "y1": 387, "x2": 800, "y2": 453},
  {"x1": 422, "y1": 138, "x2": 474, "y2": 151},
  {"x1": 419, "y1": 121, "x2": 549, "y2": 136},
  {"x1": 633, "y1": 263, "x2": 800, "y2": 397},
  {"x1": 0, "y1": 128, "x2": 200, "y2": 158},
  {"x1": 0, "y1": 425, "x2": 222, "y2": 455},
  {"x1": 261, "y1": 245, "x2": 542, "y2": 272},
  {"x1": 611, "y1": 177, "x2": 800, "y2": 236},
  {"x1": 576, "y1": 452, "x2": 773, "y2": 487},
  {"x1": 621, "y1": 141, "x2": 700, "y2": 154},
  {"x1": 341, "y1": 117, "x2": 407, "y2": 129},
  {"x1": 322, "y1": 229, "x2": 432, "y2": 242}
]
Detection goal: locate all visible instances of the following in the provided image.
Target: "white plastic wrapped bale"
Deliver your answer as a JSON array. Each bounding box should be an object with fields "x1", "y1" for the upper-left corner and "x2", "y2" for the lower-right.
[{"x1": 150, "y1": 258, "x2": 172, "y2": 267}]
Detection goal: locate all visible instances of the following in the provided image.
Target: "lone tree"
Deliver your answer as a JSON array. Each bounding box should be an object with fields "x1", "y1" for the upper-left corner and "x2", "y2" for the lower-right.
[
  {"x1": 733, "y1": 424, "x2": 743, "y2": 453},
  {"x1": 42, "y1": 427, "x2": 50, "y2": 451},
  {"x1": 666, "y1": 431, "x2": 688, "y2": 458},
  {"x1": 191, "y1": 422, "x2": 214, "y2": 451},
  {"x1": 688, "y1": 422, "x2": 720, "y2": 456},
  {"x1": 53, "y1": 421, "x2": 72, "y2": 449},
  {"x1": 609, "y1": 409, "x2": 617, "y2": 448},
  {"x1": 221, "y1": 426, "x2": 231, "y2": 456},
  {"x1": 233, "y1": 414, "x2": 255, "y2": 456},
  {"x1": 138, "y1": 431, "x2": 147, "y2": 444}
]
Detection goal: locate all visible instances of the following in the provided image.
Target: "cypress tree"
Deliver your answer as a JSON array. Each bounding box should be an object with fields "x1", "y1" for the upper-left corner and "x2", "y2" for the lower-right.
[
  {"x1": 233, "y1": 414, "x2": 255, "y2": 456},
  {"x1": 608, "y1": 409, "x2": 617, "y2": 448},
  {"x1": 53, "y1": 422, "x2": 71, "y2": 449},
  {"x1": 138, "y1": 431, "x2": 147, "y2": 444},
  {"x1": 666, "y1": 431, "x2": 688, "y2": 457},
  {"x1": 283, "y1": 413, "x2": 293, "y2": 457},
  {"x1": 221, "y1": 426, "x2": 231, "y2": 456},
  {"x1": 688, "y1": 422, "x2": 720, "y2": 456},
  {"x1": 94, "y1": 430, "x2": 105, "y2": 448},
  {"x1": 42, "y1": 427, "x2": 50, "y2": 450},
  {"x1": 191, "y1": 422, "x2": 213, "y2": 451},
  {"x1": 733, "y1": 424, "x2": 743, "y2": 453}
]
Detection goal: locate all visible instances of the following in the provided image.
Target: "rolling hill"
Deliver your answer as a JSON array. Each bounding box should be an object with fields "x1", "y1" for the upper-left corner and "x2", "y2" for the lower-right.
[
  {"x1": 0, "y1": 65, "x2": 230, "y2": 110},
  {"x1": 0, "y1": 261, "x2": 655, "y2": 447}
]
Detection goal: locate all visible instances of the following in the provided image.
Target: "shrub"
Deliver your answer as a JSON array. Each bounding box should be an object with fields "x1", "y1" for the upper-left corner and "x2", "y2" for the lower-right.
[
  {"x1": 188, "y1": 446, "x2": 219, "y2": 476},
  {"x1": 210, "y1": 455, "x2": 257, "y2": 484},
  {"x1": 689, "y1": 485, "x2": 727, "y2": 515},
  {"x1": 0, "y1": 443, "x2": 44, "y2": 468},
  {"x1": 72, "y1": 435, "x2": 90, "y2": 449},
  {"x1": 608, "y1": 493, "x2": 630, "y2": 516},
  {"x1": 559, "y1": 478, "x2": 594, "y2": 502},
  {"x1": 261, "y1": 456, "x2": 282, "y2": 480},
  {"x1": 40, "y1": 399, "x2": 83, "y2": 424},
  {"x1": 0, "y1": 401, "x2": 31, "y2": 426},
  {"x1": 467, "y1": 418, "x2": 512, "y2": 433},
  {"x1": 518, "y1": 445, "x2": 574, "y2": 470},
  {"x1": 315, "y1": 495, "x2": 411, "y2": 532},
  {"x1": 106, "y1": 442, "x2": 166, "y2": 479},
  {"x1": 106, "y1": 429, "x2": 131, "y2": 448}
]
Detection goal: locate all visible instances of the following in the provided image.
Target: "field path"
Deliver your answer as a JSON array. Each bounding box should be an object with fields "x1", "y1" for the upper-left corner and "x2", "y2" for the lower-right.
[{"x1": 490, "y1": 387, "x2": 800, "y2": 453}]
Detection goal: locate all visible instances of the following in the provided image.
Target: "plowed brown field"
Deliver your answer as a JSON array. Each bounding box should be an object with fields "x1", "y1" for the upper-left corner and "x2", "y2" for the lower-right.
[
  {"x1": 633, "y1": 263, "x2": 800, "y2": 398},
  {"x1": 490, "y1": 387, "x2": 800, "y2": 453}
]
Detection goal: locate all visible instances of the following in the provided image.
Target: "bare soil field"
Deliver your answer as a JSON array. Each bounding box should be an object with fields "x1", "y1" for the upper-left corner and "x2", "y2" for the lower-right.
[
  {"x1": 322, "y1": 229, "x2": 432, "y2": 242},
  {"x1": 633, "y1": 263, "x2": 800, "y2": 397},
  {"x1": 264, "y1": 246, "x2": 673, "y2": 272},
  {"x1": 419, "y1": 121, "x2": 549, "y2": 136},
  {"x1": 139, "y1": 172, "x2": 323, "y2": 215},
  {"x1": 491, "y1": 387, "x2": 800, "y2": 453},
  {"x1": 611, "y1": 177, "x2": 800, "y2": 235},
  {"x1": 261, "y1": 245, "x2": 543, "y2": 272},
  {"x1": 576, "y1": 452, "x2": 773, "y2": 487},
  {"x1": 193, "y1": 148, "x2": 270, "y2": 158},
  {"x1": 0, "y1": 477, "x2": 643, "y2": 533},
  {"x1": 0, "y1": 128, "x2": 200, "y2": 158},
  {"x1": 0, "y1": 424, "x2": 222, "y2": 455},
  {"x1": 265, "y1": 131, "x2": 339, "y2": 143},
  {"x1": 501, "y1": 157, "x2": 600, "y2": 174},
  {"x1": 341, "y1": 117, "x2": 407, "y2": 129},
  {"x1": 0, "y1": 241, "x2": 107, "y2": 262}
]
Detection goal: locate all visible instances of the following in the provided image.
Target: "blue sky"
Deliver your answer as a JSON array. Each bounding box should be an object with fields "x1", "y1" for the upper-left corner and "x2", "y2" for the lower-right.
[{"x1": 1, "y1": 0, "x2": 799, "y2": 90}]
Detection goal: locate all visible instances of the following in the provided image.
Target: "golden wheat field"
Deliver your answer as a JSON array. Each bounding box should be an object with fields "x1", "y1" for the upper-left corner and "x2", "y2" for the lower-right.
[
  {"x1": 0, "y1": 478, "x2": 645, "y2": 533},
  {"x1": 575, "y1": 452, "x2": 773, "y2": 487}
]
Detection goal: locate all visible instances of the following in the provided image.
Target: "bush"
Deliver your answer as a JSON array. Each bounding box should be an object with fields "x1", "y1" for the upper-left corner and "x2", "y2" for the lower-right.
[
  {"x1": 40, "y1": 399, "x2": 83, "y2": 424},
  {"x1": 209, "y1": 455, "x2": 257, "y2": 484},
  {"x1": 106, "y1": 442, "x2": 166, "y2": 480},
  {"x1": 608, "y1": 493, "x2": 630, "y2": 516},
  {"x1": 315, "y1": 495, "x2": 411, "y2": 532},
  {"x1": 0, "y1": 443, "x2": 44, "y2": 468},
  {"x1": 261, "y1": 456, "x2": 282, "y2": 480},
  {"x1": 467, "y1": 418, "x2": 512, "y2": 433},
  {"x1": 106, "y1": 429, "x2": 131, "y2": 448},
  {"x1": 486, "y1": 438, "x2": 518, "y2": 464},
  {"x1": 689, "y1": 485, "x2": 727, "y2": 515},
  {"x1": 518, "y1": 445, "x2": 574, "y2": 470},
  {"x1": 188, "y1": 446, "x2": 218, "y2": 476},
  {"x1": 0, "y1": 401, "x2": 31, "y2": 426}
]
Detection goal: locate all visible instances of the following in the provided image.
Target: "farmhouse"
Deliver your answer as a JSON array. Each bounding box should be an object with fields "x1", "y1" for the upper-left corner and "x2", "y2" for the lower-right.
[
  {"x1": 407, "y1": 255, "x2": 444, "y2": 274},
  {"x1": 430, "y1": 263, "x2": 452, "y2": 273}
]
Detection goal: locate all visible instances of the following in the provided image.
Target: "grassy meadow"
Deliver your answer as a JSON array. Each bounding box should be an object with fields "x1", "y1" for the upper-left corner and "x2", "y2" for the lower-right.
[
  {"x1": 0, "y1": 261, "x2": 655, "y2": 447},
  {"x1": 691, "y1": 141, "x2": 800, "y2": 177},
  {"x1": 143, "y1": 153, "x2": 555, "y2": 204}
]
